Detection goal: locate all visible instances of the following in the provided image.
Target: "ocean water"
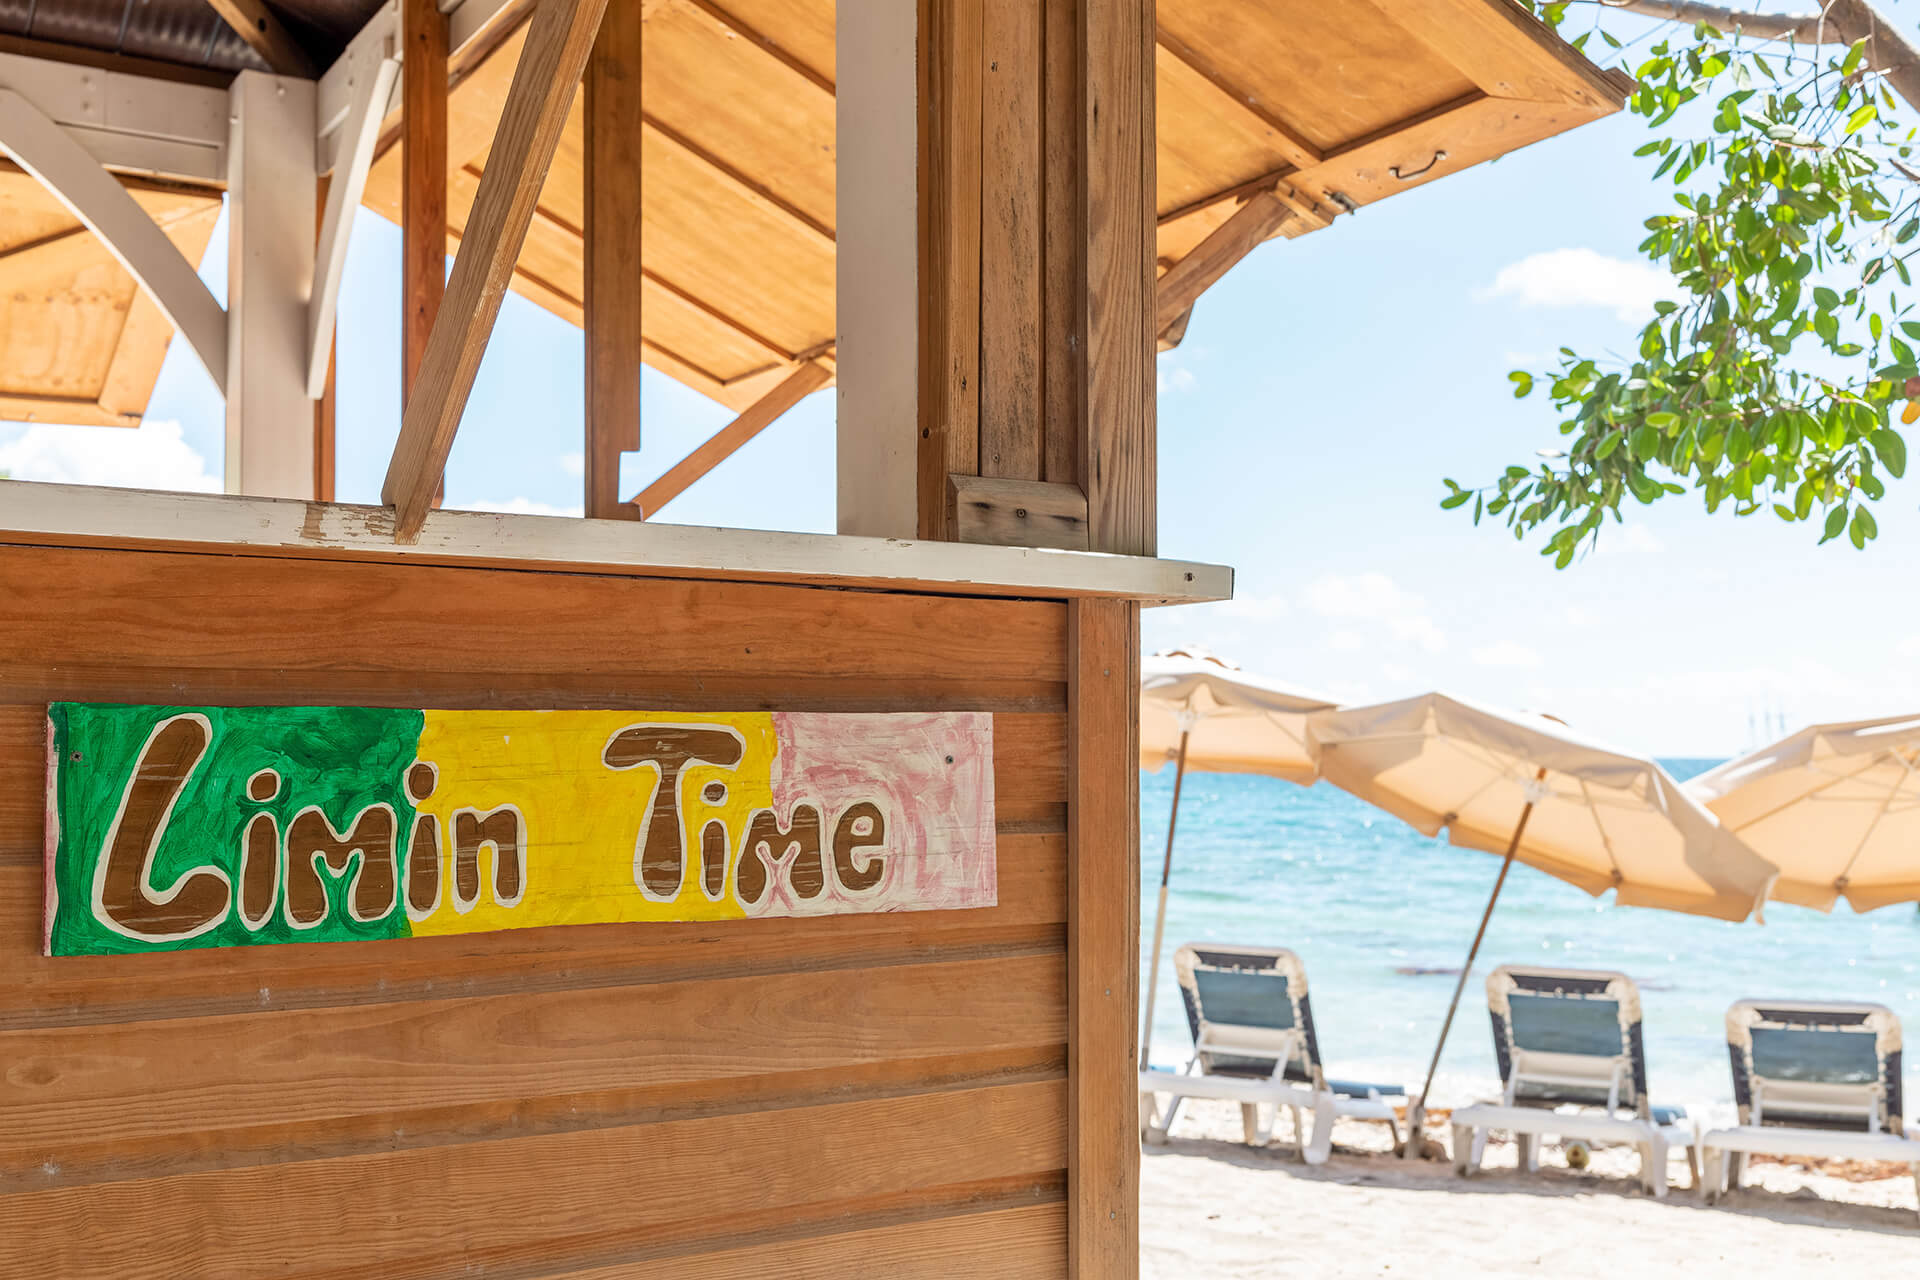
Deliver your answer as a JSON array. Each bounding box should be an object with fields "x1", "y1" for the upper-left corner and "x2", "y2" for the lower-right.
[{"x1": 1139, "y1": 761, "x2": 1920, "y2": 1121}]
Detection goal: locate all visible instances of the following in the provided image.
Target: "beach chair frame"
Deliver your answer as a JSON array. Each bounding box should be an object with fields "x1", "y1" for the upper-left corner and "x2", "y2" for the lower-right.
[
  {"x1": 1700, "y1": 999, "x2": 1920, "y2": 1215},
  {"x1": 1137, "y1": 943, "x2": 1404, "y2": 1162},
  {"x1": 1450, "y1": 965, "x2": 1700, "y2": 1196}
]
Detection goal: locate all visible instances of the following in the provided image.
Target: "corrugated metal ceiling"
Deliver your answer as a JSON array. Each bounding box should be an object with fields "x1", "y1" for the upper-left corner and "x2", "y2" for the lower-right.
[{"x1": 0, "y1": 0, "x2": 386, "y2": 74}]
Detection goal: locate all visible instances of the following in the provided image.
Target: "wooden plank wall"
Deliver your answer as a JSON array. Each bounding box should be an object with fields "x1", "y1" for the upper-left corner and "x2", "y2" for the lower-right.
[
  {"x1": 0, "y1": 543, "x2": 1076, "y2": 1278},
  {"x1": 919, "y1": 0, "x2": 1155, "y2": 557}
]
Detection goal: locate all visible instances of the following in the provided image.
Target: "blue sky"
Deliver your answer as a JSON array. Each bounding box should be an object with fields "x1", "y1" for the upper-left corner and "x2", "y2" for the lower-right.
[{"x1": 6, "y1": 20, "x2": 1918, "y2": 756}]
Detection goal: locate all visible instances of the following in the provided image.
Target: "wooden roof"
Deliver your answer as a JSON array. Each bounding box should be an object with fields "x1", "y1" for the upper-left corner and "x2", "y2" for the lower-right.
[
  {"x1": 358, "y1": 0, "x2": 1628, "y2": 413},
  {"x1": 0, "y1": 161, "x2": 219, "y2": 426},
  {"x1": 0, "y1": 0, "x2": 1629, "y2": 425}
]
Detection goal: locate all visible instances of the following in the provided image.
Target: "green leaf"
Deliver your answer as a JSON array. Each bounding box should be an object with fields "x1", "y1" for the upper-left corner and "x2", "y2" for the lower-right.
[
  {"x1": 1509, "y1": 371, "x2": 1534, "y2": 398},
  {"x1": 1441, "y1": 490, "x2": 1473, "y2": 509},
  {"x1": 1822, "y1": 504, "x2": 1848, "y2": 544},
  {"x1": 1871, "y1": 428, "x2": 1908, "y2": 478}
]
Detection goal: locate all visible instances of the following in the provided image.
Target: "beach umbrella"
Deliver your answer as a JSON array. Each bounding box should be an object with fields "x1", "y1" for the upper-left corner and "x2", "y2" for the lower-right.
[
  {"x1": 1306, "y1": 692, "x2": 1778, "y2": 1138},
  {"x1": 1138, "y1": 650, "x2": 1339, "y2": 1069},
  {"x1": 1690, "y1": 714, "x2": 1920, "y2": 912}
]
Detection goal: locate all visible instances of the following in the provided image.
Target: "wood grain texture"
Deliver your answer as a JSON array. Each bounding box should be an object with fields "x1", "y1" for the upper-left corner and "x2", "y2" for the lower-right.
[
  {"x1": 1372, "y1": 0, "x2": 1628, "y2": 107},
  {"x1": 1067, "y1": 597, "x2": 1140, "y2": 1278},
  {"x1": 948, "y1": 475, "x2": 1090, "y2": 551},
  {"x1": 0, "y1": 1080, "x2": 1068, "y2": 1280},
  {"x1": 1080, "y1": 0, "x2": 1156, "y2": 557},
  {"x1": 632, "y1": 361, "x2": 832, "y2": 518},
  {"x1": 917, "y1": 0, "x2": 985, "y2": 538},
  {"x1": 383, "y1": 0, "x2": 612, "y2": 539},
  {"x1": 402, "y1": 0, "x2": 449, "y2": 482},
  {"x1": 584, "y1": 0, "x2": 645, "y2": 520},
  {"x1": 1040, "y1": 0, "x2": 1083, "y2": 487},
  {"x1": 204, "y1": 0, "x2": 317, "y2": 77},
  {"x1": 314, "y1": 177, "x2": 337, "y2": 501},
  {"x1": 534, "y1": 1201, "x2": 1066, "y2": 1279},
  {"x1": 1153, "y1": 189, "x2": 1290, "y2": 335},
  {"x1": 980, "y1": 0, "x2": 1044, "y2": 482}
]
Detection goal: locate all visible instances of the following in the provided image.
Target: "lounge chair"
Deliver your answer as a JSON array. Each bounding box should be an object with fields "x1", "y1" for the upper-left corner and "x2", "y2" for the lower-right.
[
  {"x1": 1701, "y1": 999, "x2": 1920, "y2": 1214},
  {"x1": 1137, "y1": 943, "x2": 1406, "y2": 1163},
  {"x1": 1449, "y1": 965, "x2": 1700, "y2": 1196}
]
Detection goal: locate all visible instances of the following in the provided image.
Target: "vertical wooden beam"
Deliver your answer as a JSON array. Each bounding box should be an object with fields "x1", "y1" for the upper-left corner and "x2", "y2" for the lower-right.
[
  {"x1": 836, "y1": 0, "x2": 920, "y2": 539},
  {"x1": 383, "y1": 0, "x2": 612, "y2": 539},
  {"x1": 1040, "y1": 0, "x2": 1081, "y2": 487},
  {"x1": 314, "y1": 175, "x2": 337, "y2": 502},
  {"x1": 1078, "y1": 0, "x2": 1155, "y2": 556},
  {"x1": 225, "y1": 71, "x2": 317, "y2": 499},
  {"x1": 583, "y1": 0, "x2": 644, "y2": 521},
  {"x1": 979, "y1": 0, "x2": 1042, "y2": 480},
  {"x1": 916, "y1": 0, "x2": 983, "y2": 539},
  {"x1": 1067, "y1": 596, "x2": 1141, "y2": 1280},
  {"x1": 402, "y1": 0, "x2": 448, "y2": 506}
]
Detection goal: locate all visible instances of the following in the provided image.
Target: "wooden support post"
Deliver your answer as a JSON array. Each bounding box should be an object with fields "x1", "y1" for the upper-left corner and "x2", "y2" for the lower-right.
[
  {"x1": 314, "y1": 175, "x2": 337, "y2": 502},
  {"x1": 383, "y1": 0, "x2": 612, "y2": 540},
  {"x1": 402, "y1": 0, "x2": 447, "y2": 508},
  {"x1": 1068, "y1": 596, "x2": 1141, "y2": 1279},
  {"x1": 631, "y1": 361, "x2": 830, "y2": 519},
  {"x1": 1079, "y1": 0, "x2": 1156, "y2": 557},
  {"x1": 225, "y1": 71, "x2": 317, "y2": 499},
  {"x1": 836, "y1": 0, "x2": 919, "y2": 538},
  {"x1": 584, "y1": 0, "x2": 644, "y2": 521},
  {"x1": 1153, "y1": 190, "x2": 1290, "y2": 338}
]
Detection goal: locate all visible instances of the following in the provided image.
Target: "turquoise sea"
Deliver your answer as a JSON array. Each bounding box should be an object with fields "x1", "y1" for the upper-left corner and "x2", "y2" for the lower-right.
[{"x1": 1139, "y1": 761, "x2": 1920, "y2": 1121}]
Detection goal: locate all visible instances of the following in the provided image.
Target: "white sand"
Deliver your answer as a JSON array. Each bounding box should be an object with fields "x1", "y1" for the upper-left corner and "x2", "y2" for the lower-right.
[{"x1": 1142, "y1": 1101, "x2": 1919, "y2": 1278}]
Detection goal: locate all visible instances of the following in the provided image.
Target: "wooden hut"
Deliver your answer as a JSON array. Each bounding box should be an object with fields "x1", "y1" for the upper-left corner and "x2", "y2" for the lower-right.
[{"x1": 0, "y1": 2, "x2": 1625, "y2": 1275}]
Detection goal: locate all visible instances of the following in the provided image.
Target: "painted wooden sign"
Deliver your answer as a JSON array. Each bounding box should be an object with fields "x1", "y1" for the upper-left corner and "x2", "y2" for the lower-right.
[{"x1": 43, "y1": 705, "x2": 997, "y2": 956}]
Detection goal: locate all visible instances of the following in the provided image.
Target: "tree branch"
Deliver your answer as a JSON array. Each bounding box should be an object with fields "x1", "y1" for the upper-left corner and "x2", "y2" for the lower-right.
[{"x1": 1580, "y1": 0, "x2": 1920, "y2": 126}]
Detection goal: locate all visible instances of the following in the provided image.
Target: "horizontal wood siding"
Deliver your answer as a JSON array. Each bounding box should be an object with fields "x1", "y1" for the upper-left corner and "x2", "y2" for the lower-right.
[{"x1": 0, "y1": 543, "x2": 1070, "y2": 1278}]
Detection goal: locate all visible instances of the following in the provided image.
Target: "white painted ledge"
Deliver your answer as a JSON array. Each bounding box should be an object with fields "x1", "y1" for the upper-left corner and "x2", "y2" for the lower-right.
[{"x1": 0, "y1": 482, "x2": 1233, "y2": 605}]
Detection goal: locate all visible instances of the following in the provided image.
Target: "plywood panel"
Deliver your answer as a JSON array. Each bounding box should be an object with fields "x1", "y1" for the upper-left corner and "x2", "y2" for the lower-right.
[{"x1": 1152, "y1": 44, "x2": 1289, "y2": 220}]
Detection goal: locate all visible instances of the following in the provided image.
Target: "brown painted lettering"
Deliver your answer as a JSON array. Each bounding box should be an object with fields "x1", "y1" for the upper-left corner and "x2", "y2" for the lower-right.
[
  {"x1": 700, "y1": 820, "x2": 728, "y2": 898},
  {"x1": 603, "y1": 726, "x2": 745, "y2": 897},
  {"x1": 453, "y1": 807, "x2": 525, "y2": 906},
  {"x1": 95, "y1": 714, "x2": 230, "y2": 940},
  {"x1": 741, "y1": 805, "x2": 824, "y2": 902},
  {"x1": 285, "y1": 806, "x2": 397, "y2": 926},
  {"x1": 832, "y1": 801, "x2": 888, "y2": 892},
  {"x1": 404, "y1": 764, "x2": 441, "y2": 914},
  {"x1": 239, "y1": 813, "x2": 279, "y2": 928}
]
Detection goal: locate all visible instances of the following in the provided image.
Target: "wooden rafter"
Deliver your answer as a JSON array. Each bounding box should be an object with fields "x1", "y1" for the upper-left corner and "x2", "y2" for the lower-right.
[
  {"x1": 642, "y1": 115, "x2": 835, "y2": 246},
  {"x1": 1154, "y1": 189, "x2": 1291, "y2": 336},
  {"x1": 205, "y1": 0, "x2": 319, "y2": 78},
  {"x1": 679, "y1": 0, "x2": 834, "y2": 95},
  {"x1": 383, "y1": 0, "x2": 613, "y2": 539},
  {"x1": 628, "y1": 360, "x2": 830, "y2": 518}
]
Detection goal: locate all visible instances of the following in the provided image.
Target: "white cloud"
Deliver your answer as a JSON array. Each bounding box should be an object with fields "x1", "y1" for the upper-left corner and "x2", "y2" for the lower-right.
[
  {"x1": 1472, "y1": 640, "x2": 1544, "y2": 669},
  {"x1": 1481, "y1": 248, "x2": 1675, "y2": 324},
  {"x1": 1303, "y1": 572, "x2": 1447, "y2": 653},
  {"x1": 459, "y1": 496, "x2": 585, "y2": 517},
  {"x1": 1157, "y1": 364, "x2": 1196, "y2": 394},
  {"x1": 1211, "y1": 591, "x2": 1287, "y2": 620},
  {"x1": 1594, "y1": 523, "x2": 1664, "y2": 555},
  {"x1": 559, "y1": 451, "x2": 585, "y2": 478},
  {"x1": 0, "y1": 419, "x2": 219, "y2": 493}
]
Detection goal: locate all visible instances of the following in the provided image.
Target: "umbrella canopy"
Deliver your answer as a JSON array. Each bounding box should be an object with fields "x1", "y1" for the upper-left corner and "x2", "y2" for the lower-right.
[
  {"x1": 1690, "y1": 714, "x2": 1920, "y2": 913},
  {"x1": 1308, "y1": 692, "x2": 1778, "y2": 922},
  {"x1": 1307, "y1": 691, "x2": 1778, "y2": 1146},
  {"x1": 1140, "y1": 650, "x2": 1338, "y2": 785}
]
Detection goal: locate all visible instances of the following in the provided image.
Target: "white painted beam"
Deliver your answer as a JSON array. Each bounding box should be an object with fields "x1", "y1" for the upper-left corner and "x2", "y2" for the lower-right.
[
  {"x1": 0, "y1": 86, "x2": 229, "y2": 393},
  {"x1": 226, "y1": 71, "x2": 318, "y2": 499},
  {"x1": 309, "y1": 51, "x2": 400, "y2": 396},
  {"x1": 0, "y1": 481, "x2": 1236, "y2": 606},
  {"x1": 0, "y1": 51, "x2": 227, "y2": 184},
  {"x1": 835, "y1": 0, "x2": 918, "y2": 539}
]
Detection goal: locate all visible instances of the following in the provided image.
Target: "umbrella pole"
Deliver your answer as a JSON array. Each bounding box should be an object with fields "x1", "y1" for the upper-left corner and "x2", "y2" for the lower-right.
[
  {"x1": 1139, "y1": 729, "x2": 1192, "y2": 1072},
  {"x1": 1402, "y1": 768, "x2": 1547, "y2": 1156}
]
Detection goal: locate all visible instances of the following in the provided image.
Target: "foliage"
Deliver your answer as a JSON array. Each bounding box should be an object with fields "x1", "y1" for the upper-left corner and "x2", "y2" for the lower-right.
[{"x1": 1447, "y1": 3, "x2": 1920, "y2": 564}]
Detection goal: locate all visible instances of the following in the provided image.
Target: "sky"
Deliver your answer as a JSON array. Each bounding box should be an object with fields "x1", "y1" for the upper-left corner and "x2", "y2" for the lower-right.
[{"x1": 5, "y1": 8, "x2": 1918, "y2": 757}]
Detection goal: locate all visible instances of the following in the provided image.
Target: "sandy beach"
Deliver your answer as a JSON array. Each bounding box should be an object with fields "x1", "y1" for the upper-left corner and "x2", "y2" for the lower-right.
[{"x1": 1143, "y1": 1102, "x2": 1919, "y2": 1277}]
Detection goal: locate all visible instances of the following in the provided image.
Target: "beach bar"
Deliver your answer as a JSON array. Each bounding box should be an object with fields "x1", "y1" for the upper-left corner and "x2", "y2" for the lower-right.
[{"x1": 0, "y1": 1, "x2": 1624, "y2": 1274}]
